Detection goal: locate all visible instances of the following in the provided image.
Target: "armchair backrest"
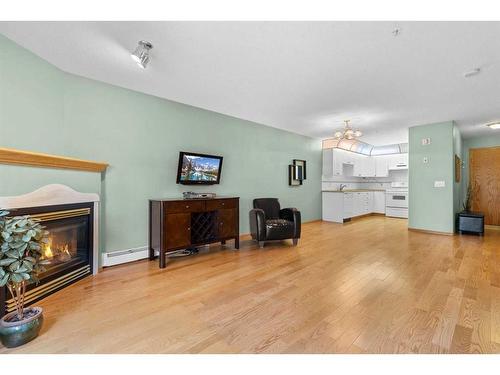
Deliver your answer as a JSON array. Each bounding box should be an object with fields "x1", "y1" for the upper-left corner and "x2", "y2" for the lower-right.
[{"x1": 253, "y1": 198, "x2": 281, "y2": 219}]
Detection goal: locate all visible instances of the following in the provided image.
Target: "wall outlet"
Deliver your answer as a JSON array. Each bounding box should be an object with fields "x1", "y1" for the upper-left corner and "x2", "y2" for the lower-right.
[
  {"x1": 434, "y1": 180, "x2": 446, "y2": 188},
  {"x1": 423, "y1": 157, "x2": 429, "y2": 164},
  {"x1": 421, "y1": 138, "x2": 431, "y2": 145}
]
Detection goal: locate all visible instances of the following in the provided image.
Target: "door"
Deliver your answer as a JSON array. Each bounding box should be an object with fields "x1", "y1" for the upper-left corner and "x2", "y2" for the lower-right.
[
  {"x1": 218, "y1": 209, "x2": 237, "y2": 238},
  {"x1": 165, "y1": 213, "x2": 191, "y2": 249},
  {"x1": 470, "y1": 147, "x2": 500, "y2": 225}
]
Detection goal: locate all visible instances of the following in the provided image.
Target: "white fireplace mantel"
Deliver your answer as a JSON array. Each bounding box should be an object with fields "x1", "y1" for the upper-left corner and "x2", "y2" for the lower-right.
[{"x1": 0, "y1": 184, "x2": 100, "y2": 274}]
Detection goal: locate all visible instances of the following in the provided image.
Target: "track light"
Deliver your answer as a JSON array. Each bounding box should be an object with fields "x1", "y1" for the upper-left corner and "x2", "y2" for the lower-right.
[{"x1": 131, "y1": 40, "x2": 153, "y2": 69}]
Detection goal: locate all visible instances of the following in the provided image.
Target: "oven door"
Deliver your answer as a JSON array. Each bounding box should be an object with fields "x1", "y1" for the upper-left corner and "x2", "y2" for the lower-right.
[{"x1": 386, "y1": 192, "x2": 408, "y2": 208}]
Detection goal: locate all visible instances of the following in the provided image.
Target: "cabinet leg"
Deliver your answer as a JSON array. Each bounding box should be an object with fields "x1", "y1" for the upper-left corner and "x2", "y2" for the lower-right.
[
  {"x1": 221, "y1": 240, "x2": 226, "y2": 245},
  {"x1": 258, "y1": 241, "x2": 264, "y2": 248},
  {"x1": 159, "y1": 250, "x2": 167, "y2": 268},
  {"x1": 235, "y1": 237, "x2": 240, "y2": 249},
  {"x1": 293, "y1": 238, "x2": 299, "y2": 246},
  {"x1": 149, "y1": 247, "x2": 156, "y2": 260}
]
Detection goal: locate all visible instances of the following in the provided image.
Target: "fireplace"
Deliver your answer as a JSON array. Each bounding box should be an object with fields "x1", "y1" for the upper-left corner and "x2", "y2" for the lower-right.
[{"x1": 0, "y1": 185, "x2": 100, "y2": 317}]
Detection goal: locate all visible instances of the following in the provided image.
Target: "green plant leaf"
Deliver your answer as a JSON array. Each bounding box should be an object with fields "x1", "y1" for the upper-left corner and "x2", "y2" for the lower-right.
[
  {"x1": 8, "y1": 260, "x2": 20, "y2": 272},
  {"x1": 0, "y1": 273, "x2": 9, "y2": 287},
  {"x1": 6, "y1": 250, "x2": 19, "y2": 259},
  {"x1": 15, "y1": 266, "x2": 29, "y2": 273},
  {"x1": 0, "y1": 258, "x2": 16, "y2": 266},
  {"x1": 10, "y1": 273, "x2": 23, "y2": 283}
]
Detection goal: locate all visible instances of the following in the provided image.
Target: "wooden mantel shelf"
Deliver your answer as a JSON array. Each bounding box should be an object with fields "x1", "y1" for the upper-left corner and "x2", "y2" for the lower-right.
[{"x1": 0, "y1": 147, "x2": 109, "y2": 173}]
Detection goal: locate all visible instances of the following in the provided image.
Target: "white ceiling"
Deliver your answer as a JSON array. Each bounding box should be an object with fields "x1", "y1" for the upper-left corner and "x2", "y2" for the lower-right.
[{"x1": 1, "y1": 21, "x2": 499, "y2": 143}]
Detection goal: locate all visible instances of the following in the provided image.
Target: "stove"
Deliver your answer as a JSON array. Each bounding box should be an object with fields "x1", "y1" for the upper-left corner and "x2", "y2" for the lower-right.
[{"x1": 386, "y1": 182, "x2": 408, "y2": 218}]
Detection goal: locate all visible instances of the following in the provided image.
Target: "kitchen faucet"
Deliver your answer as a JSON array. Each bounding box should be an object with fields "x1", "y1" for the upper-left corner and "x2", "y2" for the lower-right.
[{"x1": 339, "y1": 184, "x2": 347, "y2": 191}]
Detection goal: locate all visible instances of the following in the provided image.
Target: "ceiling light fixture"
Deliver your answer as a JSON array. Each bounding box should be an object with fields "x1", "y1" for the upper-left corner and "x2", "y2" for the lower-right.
[
  {"x1": 486, "y1": 121, "x2": 500, "y2": 130},
  {"x1": 131, "y1": 40, "x2": 153, "y2": 69},
  {"x1": 333, "y1": 120, "x2": 363, "y2": 140},
  {"x1": 464, "y1": 68, "x2": 481, "y2": 78}
]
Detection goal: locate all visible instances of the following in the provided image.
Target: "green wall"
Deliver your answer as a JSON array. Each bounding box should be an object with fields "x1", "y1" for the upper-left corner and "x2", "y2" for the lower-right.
[
  {"x1": 453, "y1": 124, "x2": 463, "y2": 216},
  {"x1": 461, "y1": 134, "x2": 500, "y2": 201},
  {"x1": 409, "y1": 121, "x2": 457, "y2": 233},
  {"x1": 0, "y1": 34, "x2": 322, "y2": 255}
]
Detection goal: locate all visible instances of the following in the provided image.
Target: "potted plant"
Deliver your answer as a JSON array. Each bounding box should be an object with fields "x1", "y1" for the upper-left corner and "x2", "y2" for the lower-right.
[
  {"x1": 457, "y1": 183, "x2": 484, "y2": 235},
  {"x1": 0, "y1": 209, "x2": 49, "y2": 348}
]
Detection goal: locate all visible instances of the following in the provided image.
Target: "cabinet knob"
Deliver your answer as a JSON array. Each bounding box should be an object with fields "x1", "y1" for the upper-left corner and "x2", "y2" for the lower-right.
[
  {"x1": 222, "y1": 202, "x2": 225, "y2": 206},
  {"x1": 188, "y1": 227, "x2": 191, "y2": 231},
  {"x1": 220, "y1": 222, "x2": 223, "y2": 226},
  {"x1": 186, "y1": 205, "x2": 190, "y2": 208}
]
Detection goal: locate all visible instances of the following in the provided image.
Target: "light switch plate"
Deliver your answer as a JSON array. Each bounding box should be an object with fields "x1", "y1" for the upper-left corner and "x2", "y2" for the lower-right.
[
  {"x1": 434, "y1": 180, "x2": 445, "y2": 188},
  {"x1": 422, "y1": 138, "x2": 431, "y2": 145}
]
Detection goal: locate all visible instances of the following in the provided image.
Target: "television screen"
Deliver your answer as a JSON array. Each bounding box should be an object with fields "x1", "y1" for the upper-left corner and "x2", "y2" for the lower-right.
[{"x1": 176, "y1": 152, "x2": 223, "y2": 185}]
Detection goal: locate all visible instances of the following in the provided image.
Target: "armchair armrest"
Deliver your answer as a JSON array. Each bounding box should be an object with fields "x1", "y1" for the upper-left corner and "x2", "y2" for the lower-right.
[
  {"x1": 249, "y1": 208, "x2": 266, "y2": 241},
  {"x1": 280, "y1": 208, "x2": 301, "y2": 239}
]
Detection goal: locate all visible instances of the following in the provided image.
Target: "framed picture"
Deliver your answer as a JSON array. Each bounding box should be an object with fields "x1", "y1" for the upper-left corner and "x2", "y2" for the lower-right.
[
  {"x1": 288, "y1": 165, "x2": 301, "y2": 186},
  {"x1": 455, "y1": 155, "x2": 461, "y2": 182},
  {"x1": 293, "y1": 159, "x2": 306, "y2": 180}
]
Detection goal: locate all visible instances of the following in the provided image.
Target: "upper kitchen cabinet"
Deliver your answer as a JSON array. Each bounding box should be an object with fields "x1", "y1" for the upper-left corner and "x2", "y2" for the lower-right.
[
  {"x1": 374, "y1": 156, "x2": 389, "y2": 177},
  {"x1": 322, "y1": 149, "x2": 333, "y2": 178},
  {"x1": 353, "y1": 155, "x2": 376, "y2": 177},
  {"x1": 387, "y1": 153, "x2": 408, "y2": 170}
]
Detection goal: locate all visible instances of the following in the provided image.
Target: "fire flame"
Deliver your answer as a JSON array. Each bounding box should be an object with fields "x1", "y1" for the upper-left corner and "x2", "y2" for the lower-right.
[{"x1": 42, "y1": 237, "x2": 71, "y2": 260}]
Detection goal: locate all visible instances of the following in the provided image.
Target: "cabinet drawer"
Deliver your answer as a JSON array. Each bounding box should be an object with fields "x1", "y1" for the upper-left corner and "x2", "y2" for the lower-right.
[
  {"x1": 206, "y1": 199, "x2": 238, "y2": 211},
  {"x1": 164, "y1": 200, "x2": 205, "y2": 213}
]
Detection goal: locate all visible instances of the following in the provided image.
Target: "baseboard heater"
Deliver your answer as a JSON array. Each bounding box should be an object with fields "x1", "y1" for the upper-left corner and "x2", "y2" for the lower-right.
[{"x1": 101, "y1": 246, "x2": 149, "y2": 267}]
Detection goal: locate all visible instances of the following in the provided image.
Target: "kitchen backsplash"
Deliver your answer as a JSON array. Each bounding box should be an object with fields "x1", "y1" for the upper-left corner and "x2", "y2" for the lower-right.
[{"x1": 322, "y1": 170, "x2": 408, "y2": 191}]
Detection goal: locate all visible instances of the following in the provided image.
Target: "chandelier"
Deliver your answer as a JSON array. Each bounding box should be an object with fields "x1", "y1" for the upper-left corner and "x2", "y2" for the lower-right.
[{"x1": 333, "y1": 120, "x2": 363, "y2": 140}]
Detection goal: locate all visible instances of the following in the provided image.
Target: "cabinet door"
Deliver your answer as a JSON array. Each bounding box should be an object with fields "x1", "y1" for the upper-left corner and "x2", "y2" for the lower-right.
[
  {"x1": 375, "y1": 156, "x2": 389, "y2": 177},
  {"x1": 332, "y1": 149, "x2": 344, "y2": 176},
  {"x1": 364, "y1": 158, "x2": 376, "y2": 177},
  {"x1": 353, "y1": 157, "x2": 364, "y2": 177},
  {"x1": 353, "y1": 193, "x2": 363, "y2": 216},
  {"x1": 218, "y1": 209, "x2": 237, "y2": 238},
  {"x1": 322, "y1": 149, "x2": 333, "y2": 178},
  {"x1": 165, "y1": 213, "x2": 191, "y2": 249},
  {"x1": 373, "y1": 192, "x2": 386, "y2": 214},
  {"x1": 343, "y1": 193, "x2": 354, "y2": 219}
]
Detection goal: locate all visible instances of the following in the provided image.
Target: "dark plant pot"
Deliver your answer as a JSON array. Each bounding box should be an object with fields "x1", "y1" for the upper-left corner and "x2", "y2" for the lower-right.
[
  {"x1": 457, "y1": 211, "x2": 484, "y2": 235},
  {"x1": 0, "y1": 307, "x2": 44, "y2": 348}
]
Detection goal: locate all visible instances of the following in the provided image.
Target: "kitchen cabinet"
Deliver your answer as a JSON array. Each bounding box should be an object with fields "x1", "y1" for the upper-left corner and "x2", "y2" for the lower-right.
[
  {"x1": 353, "y1": 156, "x2": 376, "y2": 177},
  {"x1": 323, "y1": 148, "x2": 408, "y2": 179},
  {"x1": 374, "y1": 157, "x2": 389, "y2": 177},
  {"x1": 373, "y1": 191, "x2": 386, "y2": 214},
  {"x1": 322, "y1": 191, "x2": 379, "y2": 223},
  {"x1": 322, "y1": 149, "x2": 333, "y2": 178},
  {"x1": 387, "y1": 153, "x2": 408, "y2": 170}
]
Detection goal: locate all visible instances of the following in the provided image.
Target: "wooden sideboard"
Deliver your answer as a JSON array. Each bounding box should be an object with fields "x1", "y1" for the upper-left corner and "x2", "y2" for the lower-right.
[{"x1": 148, "y1": 197, "x2": 240, "y2": 268}]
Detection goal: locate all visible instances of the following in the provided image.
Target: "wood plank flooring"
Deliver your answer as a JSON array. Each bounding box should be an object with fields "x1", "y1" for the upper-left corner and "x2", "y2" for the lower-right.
[{"x1": 2, "y1": 216, "x2": 500, "y2": 354}]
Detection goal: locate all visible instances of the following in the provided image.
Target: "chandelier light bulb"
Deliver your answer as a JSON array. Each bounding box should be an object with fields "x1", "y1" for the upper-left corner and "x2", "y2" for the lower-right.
[
  {"x1": 332, "y1": 119, "x2": 363, "y2": 141},
  {"x1": 131, "y1": 40, "x2": 153, "y2": 69}
]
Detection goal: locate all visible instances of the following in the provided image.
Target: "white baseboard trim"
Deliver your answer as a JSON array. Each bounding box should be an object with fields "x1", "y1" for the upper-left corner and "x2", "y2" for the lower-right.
[{"x1": 101, "y1": 246, "x2": 149, "y2": 267}]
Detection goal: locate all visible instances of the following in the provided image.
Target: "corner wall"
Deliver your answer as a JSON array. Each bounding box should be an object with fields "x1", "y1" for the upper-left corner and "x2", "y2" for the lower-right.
[
  {"x1": 409, "y1": 121, "x2": 456, "y2": 233},
  {"x1": 0, "y1": 34, "x2": 322, "y2": 255}
]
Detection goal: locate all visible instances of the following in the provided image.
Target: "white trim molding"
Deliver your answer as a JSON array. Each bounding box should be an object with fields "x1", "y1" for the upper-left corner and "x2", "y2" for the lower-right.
[
  {"x1": 0, "y1": 184, "x2": 100, "y2": 275},
  {"x1": 101, "y1": 246, "x2": 149, "y2": 267}
]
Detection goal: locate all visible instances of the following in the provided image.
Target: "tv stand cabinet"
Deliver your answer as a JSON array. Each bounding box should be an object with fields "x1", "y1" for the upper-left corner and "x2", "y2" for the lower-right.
[{"x1": 148, "y1": 197, "x2": 240, "y2": 268}]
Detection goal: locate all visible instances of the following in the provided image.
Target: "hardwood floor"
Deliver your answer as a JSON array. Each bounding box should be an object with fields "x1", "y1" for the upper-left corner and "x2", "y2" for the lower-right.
[{"x1": 2, "y1": 216, "x2": 500, "y2": 354}]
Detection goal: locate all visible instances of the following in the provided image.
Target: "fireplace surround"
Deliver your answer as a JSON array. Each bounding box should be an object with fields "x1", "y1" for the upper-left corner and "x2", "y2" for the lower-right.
[{"x1": 0, "y1": 184, "x2": 100, "y2": 317}]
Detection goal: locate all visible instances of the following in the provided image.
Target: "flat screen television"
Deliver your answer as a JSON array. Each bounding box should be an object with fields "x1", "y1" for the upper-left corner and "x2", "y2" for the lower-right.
[{"x1": 176, "y1": 151, "x2": 223, "y2": 185}]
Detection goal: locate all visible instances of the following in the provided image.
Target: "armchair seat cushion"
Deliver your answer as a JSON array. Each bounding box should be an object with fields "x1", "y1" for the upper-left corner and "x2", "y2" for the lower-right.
[{"x1": 265, "y1": 219, "x2": 295, "y2": 240}]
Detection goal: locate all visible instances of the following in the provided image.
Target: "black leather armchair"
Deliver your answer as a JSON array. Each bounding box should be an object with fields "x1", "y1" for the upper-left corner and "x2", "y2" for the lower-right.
[{"x1": 249, "y1": 198, "x2": 301, "y2": 248}]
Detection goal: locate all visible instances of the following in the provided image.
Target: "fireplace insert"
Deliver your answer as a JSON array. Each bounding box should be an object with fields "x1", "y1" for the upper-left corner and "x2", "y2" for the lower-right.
[{"x1": 1, "y1": 202, "x2": 94, "y2": 317}]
